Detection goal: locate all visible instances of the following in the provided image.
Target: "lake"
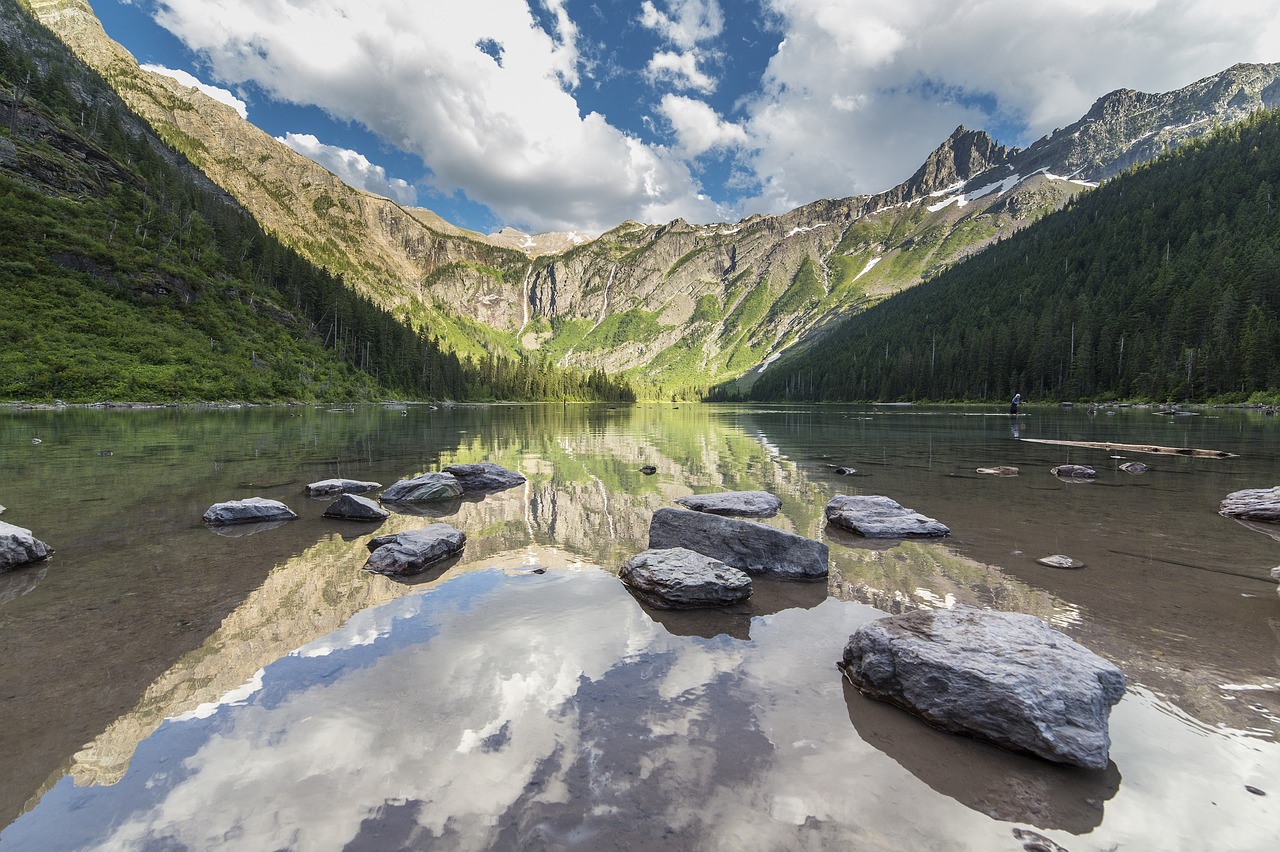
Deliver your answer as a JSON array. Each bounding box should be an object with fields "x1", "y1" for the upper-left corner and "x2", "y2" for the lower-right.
[{"x1": 1, "y1": 402, "x2": 1277, "y2": 851}]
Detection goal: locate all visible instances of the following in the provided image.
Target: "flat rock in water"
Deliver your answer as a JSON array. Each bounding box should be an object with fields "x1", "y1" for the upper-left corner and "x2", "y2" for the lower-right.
[
  {"x1": 824, "y1": 495, "x2": 949, "y2": 538},
  {"x1": 620, "y1": 547, "x2": 752, "y2": 609},
  {"x1": 648, "y1": 507, "x2": 828, "y2": 580},
  {"x1": 1037, "y1": 554, "x2": 1085, "y2": 569},
  {"x1": 443, "y1": 461, "x2": 526, "y2": 493},
  {"x1": 0, "y1": 520, "x2": 53, "y2": 571},
  {"x1": 202, "y1": 497, "x2": 297, "y2": 526},
  {"x1": 305, "y1": 478, "x2": 381, "y2": 497},
  {"x1": 1219, "y1": 487, "x2": 1280, "y2": 522},
  {"x1": 381, "y1": 472, "x2": 464, "y2": 503},
  {"x1": 840, "y1": 606, "x2": 1126, "y2": 769},
  {"x1": 323, "y1": 494, "x2": 390, "y2": 521},
  {"x1": 1119, "y1": 462, "x2": 1148, "y2": 475},
  {"x1": 976, "y1": 466, "x2": 1019, "y2": 476},
  {"x1": 365, "y1": 523, "x2": 466, "y2": 576},
  {"x1": 674, "y1": 490, "x2": 781, "y2": 518},
  {"x1": 1051, "y1": 464, "x2": 1097, "y2": 480}
]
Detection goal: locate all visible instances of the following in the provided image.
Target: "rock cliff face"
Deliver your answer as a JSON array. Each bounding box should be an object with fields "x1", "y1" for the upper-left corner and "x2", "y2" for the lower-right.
[{"x1": 20, "y1": 0, "x2": 1280, "y2": 388}]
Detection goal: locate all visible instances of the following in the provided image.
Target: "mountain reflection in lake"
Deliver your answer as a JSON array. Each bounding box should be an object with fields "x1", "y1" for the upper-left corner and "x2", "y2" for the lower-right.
[{"x1": 1, "y1": 403, "x2": 1277, "y2": 850}]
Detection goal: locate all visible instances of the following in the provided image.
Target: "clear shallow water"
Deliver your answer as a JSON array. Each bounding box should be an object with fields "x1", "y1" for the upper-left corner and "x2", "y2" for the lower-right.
[{"x1": 0, "y1": 403, "x2": 1277, "y2": 850}]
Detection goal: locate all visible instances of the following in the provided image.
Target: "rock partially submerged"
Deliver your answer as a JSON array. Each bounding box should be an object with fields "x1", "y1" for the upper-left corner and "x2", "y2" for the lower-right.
[
  {"x1": 202, "y1": 498, "x2": 297, "y2": 526},
  {"x1": 1, "y1": 520, "x2": 53, "y2": 571},
  {"x1": 824, "y1": 495, "x2": 949, "y2": 538},
  {"x1": 976, "y1": 466, "x2": 1019, "y2": 476},
  {"x1": 323, "y1": 494, "x2": 390, "y2": 521},
  {"x1": 1037, "y1": 555, "x2": 1085, "y2": 569},
  {"x1": 620, "y1": 547, "x2": 752, "y2": 609},
  {"x1": 648, "y1": 507, "x2": 828, "y2": 579},
  {"x1": 365, "y1": 524, "x2": 466, "y2": 576},
  {"x1": 443, "y1": 461, "x2": 526, "y2": 493},
  {"x1": 1051, "y1": 464, "x2": 1097, "y2": 480},
  {"x1": 1119, "y1": 462, "x2": 1148, "y2": 475},
  {"x1": 674, "y1": 490, "x2": 781, "y2": 518},
  {"x1": 381, "y1": 472, "x2": 464, "y2": 503},
  {"x1": 1220, "y1": 487, "x2": 1280, "y2": 522},
  {"x1": 840, "y1": 607, "x2": 1125, "y2": 769},
  {"x1": 305, "y1": 478, "x2": 381, "y2": 497},
  {"x1": 640, "y1": 465, "x2": 657, "y2": 475}
]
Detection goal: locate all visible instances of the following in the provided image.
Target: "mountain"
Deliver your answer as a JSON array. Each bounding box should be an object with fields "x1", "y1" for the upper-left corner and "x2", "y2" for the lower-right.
[
  {"x1": 0, "y1": 0, "x2": 633, "y2": 403},
  {"x1": 743, "y1": 109, "x2": 1280, "y2": 404},
  {"x1": 18, "y1": 0, "x2": 1280, "y2": 397}
]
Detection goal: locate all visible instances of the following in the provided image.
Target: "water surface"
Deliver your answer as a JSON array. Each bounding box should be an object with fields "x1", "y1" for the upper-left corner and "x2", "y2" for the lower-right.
[{"x1": 1, "y1": 403, "x2": 1277, "y2": 850}]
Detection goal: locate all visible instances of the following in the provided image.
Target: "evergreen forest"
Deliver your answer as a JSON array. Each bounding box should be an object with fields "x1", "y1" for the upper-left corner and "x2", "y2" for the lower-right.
[
  {"x1": 0, "y1": 4, "x2": 632, "y2": 404},
  {"x1": 742, "y1": 109, "x2": 1280, "y2": 405}
]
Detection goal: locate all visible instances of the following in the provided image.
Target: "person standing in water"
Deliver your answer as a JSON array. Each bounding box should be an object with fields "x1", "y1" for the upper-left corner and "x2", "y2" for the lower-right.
[{"x1": 1009, "y1": 392, "x2": 1022, "y2": 415}]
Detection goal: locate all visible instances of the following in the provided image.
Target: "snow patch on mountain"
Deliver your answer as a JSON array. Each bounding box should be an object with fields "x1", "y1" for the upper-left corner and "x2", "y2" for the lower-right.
[{"x1": 853, "y1": 256, "x2": 882, "y2": 282}]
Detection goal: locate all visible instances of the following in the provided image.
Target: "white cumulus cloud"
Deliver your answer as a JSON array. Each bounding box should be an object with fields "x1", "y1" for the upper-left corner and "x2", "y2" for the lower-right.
[
  {"x1": 638, "y1": 0, "x2": 725, "y2": 50},
  {"x1": 277, "y1": 133, "x2": 418, "y2": 206},
  {"x1": 645, "y1": 50, "x2": 717, "y2": 93},
  {"x1": 140, "y1": 63, "x2": 248, "y2": 118},
  {"x1": 151, "y1": 0, "x2": 719, "y2": 233},
  {"x1": 658, "y1": 94, "x2": 747, "y2": 156}
]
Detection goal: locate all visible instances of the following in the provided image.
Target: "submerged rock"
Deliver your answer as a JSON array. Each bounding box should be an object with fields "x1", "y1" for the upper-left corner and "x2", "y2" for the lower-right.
[
  {"x1": 620, "y1": 547, "x2": 752, "y2": 609},
  {"x1": 1051, "y1": 464, "x2": 1097, "y2": 480},
  {"x1": 442, "y1": 461, "x2": 526, "y2": 493},
  {"x1": 305, "y1": 478, "x2": 381, "y2": 497},
  {"x1": 976, "y1": 466, "x2": 1019, "y2": 476},
  {"x1": 674, "y1": 490, "x2": 781, "y2": 518},
  {"x1": 0, "y1": 520, "x2": 53, "y2": 571},
  {"x1": 364, "y1": 524, "x2": 466, "y2": 576},
  {"x1": 1118, "y1": 462, "x2": 1148, "y2": 475},
  {"x1": 381, "y1": 472, "x2": 464, "y2": 503},
  {"x1": 824, "y1": 495, "x2": 950, "y2": 538},
  {"x1": 648, "y1": 507, "x2": 828, "y2": 579},
  {"x1": 323, "y1": 494, "x2": 390, "y2": 521},
  {"x1": 839, "y1": 607, "x2": 1125, "y2": 769},
  {"x1": 1219, "y1": 487, "x2": 1280, "y2": 522},
  {"x1": 202, "y1": 498, "x2": 297, "y2": 526}
]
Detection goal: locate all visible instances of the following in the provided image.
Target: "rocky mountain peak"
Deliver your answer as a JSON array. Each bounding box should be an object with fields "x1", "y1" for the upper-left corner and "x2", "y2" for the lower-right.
[{"x1": 899, "y1": 126, "x2": 1013, "y2": 200}]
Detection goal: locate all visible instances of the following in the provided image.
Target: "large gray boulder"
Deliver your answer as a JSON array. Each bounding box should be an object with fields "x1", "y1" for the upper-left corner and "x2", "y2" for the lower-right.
[
  {"x1": 323, "y1": 494, "x2": 390, "y2": 521},
  {"x1": 620, "y1": 547, "x2": 752, "y2": 609},
  {"x1": 381, "y1": 472, "x2": 464, "y2": 503},
  {"x1": 648, "y1": 507, "x2": 828, "y2": 580},
  {"x1": 1, "y1": 521, "x2": 53, "y2": 571},
  {"x1": 674, "y1": 490, "x2": 781, "y2": 518},
  {"x1": 442, "y1": 462, "x2": 526, "y2": 493},
  {"x1": 1220, "y1": 487, "x2": 1280, "y2": 522},
  {"x1": 825, "y1": 495, "x2": 949, "y2": 538},
  {"x1": 364, "y1": 524, "x2": 466, "y2": 576},
  {"x1": 840, "y1": 607, "x2": 1126, "y2": 769},
  {"x1": 202, "y1": 498, "x2": 297, "y2": 526},
  {"x1": 305, "y1": 478, "x2": 381, "y2": 497}
]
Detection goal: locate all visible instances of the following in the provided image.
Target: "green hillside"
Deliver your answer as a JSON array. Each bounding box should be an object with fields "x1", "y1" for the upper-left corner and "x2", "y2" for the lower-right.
[
  {"x1": 0, "y1": 1, "x2": 632, "y2": 404},
  {"x1": 741, "y1": 109, "x2": 1280, "y2": 404}
]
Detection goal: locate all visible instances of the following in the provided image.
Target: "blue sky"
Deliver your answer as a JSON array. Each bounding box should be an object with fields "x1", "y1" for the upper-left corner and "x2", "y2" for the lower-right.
[{"x1": 99, "y1": 1, "x2": 1280, "y2": 235}]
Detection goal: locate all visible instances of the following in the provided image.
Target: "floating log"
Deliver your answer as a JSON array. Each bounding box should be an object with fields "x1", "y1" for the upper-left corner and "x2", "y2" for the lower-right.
[{"x1": 1018, "y1": 438, "x2": 1237, "y2": 459}]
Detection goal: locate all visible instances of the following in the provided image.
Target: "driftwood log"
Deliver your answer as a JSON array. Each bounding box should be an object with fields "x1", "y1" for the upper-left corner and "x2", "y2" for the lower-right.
[{"x1": 1017, "y1": 438, "x2": 1237, "y2": 459}]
